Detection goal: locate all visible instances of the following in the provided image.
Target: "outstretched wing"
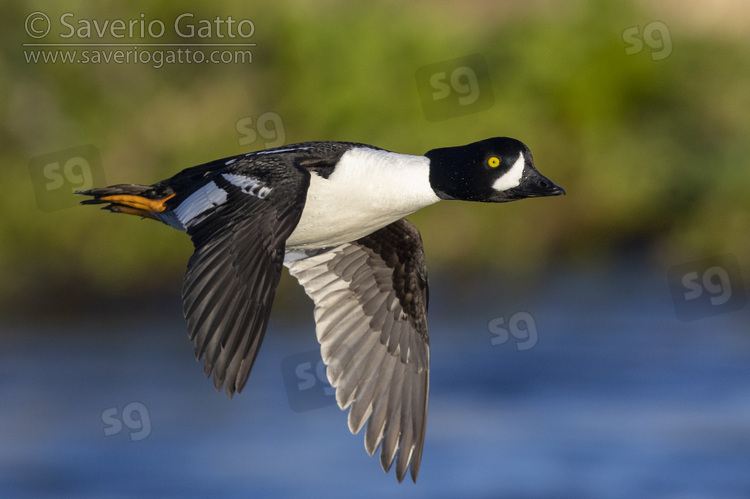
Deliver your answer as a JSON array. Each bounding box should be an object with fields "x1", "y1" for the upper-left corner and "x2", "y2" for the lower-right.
[
  {"x1": 182, "y1": 156, "x2": 310, "y2": 397},
  {"x1": 286, "y1": 218, "x2": 430, "y2": 482}
]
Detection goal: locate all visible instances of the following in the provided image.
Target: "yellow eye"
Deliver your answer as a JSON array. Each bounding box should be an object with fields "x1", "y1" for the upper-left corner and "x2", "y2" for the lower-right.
[{"x1": 488, "y1": 156, "x2": 500, "y2": 168}]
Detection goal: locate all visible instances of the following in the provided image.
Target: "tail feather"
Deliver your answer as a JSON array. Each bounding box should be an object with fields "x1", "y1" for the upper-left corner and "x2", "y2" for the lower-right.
[
  {"x1": 77, "y1": 184, "x2": 152, "y2": 202},
  {"x1": 77, "y1": 184, "x2": 175, "y2": 219}
]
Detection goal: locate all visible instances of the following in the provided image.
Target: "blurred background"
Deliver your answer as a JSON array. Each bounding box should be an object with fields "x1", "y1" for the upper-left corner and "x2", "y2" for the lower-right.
[{"x1": 2, "y1": 0, "x2": 750, "y2": 497}]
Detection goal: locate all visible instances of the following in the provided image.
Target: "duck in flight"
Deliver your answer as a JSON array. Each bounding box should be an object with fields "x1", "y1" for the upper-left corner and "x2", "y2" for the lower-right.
[{"x1": 77, "y1": 137, "x2": 564, "y2": 482}]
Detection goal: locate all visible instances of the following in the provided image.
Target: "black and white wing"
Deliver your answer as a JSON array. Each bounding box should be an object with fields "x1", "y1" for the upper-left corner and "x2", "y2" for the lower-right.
[
  {"x1": 180, "y1": 154, "x2": 310, "y2": 397},
  {"x1": 286, "y1": 218, "x2": 430, "y2": 483}
]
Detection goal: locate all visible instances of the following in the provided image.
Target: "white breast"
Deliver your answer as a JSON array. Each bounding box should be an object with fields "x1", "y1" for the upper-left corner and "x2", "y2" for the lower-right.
[{"x1": 285, "y1": 147, "x2": 441, "y2": 249}]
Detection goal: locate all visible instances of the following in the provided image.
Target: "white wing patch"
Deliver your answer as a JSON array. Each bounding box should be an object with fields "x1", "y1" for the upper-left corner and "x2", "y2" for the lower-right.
[
  {"x1": 222, "y1": 173, "x2": 272, "y2": 199},
  {"x1": 492, "y1": 152, "x2": 526, "y2": 192},
  {"x1": 173, "y1": 181, "x2": 228, "y2": 227}
]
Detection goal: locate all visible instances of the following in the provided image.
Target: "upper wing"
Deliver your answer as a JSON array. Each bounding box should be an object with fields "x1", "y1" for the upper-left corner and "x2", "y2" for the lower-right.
[
  {"x1": 181, "y1": 155, "x2": 310, "y2": 397},
  {"x1": 286, "y1": 218, "x2": 430, "y2": 483}
]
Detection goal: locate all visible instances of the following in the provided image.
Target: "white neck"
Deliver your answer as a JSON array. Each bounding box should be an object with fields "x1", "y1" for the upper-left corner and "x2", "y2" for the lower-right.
[{"x1": 286, "y1": 147, "x2": 440, "y2": 249}]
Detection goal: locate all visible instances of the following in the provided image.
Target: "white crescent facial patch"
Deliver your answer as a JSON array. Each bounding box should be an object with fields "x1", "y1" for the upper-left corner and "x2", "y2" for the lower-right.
[{"x1": 491, "y1": 152, "x2": 525, "y2": 192}]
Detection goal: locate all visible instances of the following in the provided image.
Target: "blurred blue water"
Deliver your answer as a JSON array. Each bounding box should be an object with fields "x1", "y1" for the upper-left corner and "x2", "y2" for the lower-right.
[{"x1": 2, "y1": 263, "x2": 750, "y2": 498}]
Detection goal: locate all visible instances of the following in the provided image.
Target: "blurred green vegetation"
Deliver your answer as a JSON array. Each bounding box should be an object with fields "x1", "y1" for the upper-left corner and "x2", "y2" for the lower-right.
[{"x1": 2, "y1": 0, "x2": 749, "y2": 317}]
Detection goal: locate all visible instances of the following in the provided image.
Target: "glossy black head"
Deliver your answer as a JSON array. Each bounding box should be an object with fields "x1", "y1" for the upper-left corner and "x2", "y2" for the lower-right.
[{"x1": 426, "y1": 137, "x2": 565, "y2": 203}]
